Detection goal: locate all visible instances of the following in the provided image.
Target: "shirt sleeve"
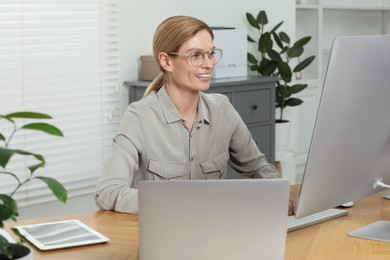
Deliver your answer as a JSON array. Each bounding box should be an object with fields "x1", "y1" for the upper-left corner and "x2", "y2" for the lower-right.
[
  {"x1": 94, "y1": 106, "x2": 144, "y2": 213},
  {"x1": 225, "y1": 100, "x2": 280, "y2": 179}
]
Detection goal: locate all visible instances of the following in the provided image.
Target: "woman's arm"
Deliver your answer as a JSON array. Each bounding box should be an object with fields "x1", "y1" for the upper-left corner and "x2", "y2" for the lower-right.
[
  {"x1": 94, "y1": 134, "x2": 140, "y2": 213},
  {"x1": 225, "y1": 100, "x2": 280, "y2": 179}
]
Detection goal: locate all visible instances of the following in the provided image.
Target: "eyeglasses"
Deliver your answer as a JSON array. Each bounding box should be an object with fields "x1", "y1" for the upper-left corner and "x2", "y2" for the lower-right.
[{"x1": 169, "y1": 48, "x2": 223, "y2": 67}]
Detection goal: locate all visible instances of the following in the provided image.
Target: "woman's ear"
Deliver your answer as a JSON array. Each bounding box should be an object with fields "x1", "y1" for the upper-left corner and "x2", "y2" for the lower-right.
[{"x1": 159, "y1": 52, "x2": 173, "y2": 72}]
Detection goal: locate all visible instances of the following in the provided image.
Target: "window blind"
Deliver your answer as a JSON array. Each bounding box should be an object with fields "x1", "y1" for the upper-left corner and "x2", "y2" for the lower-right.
[{"x1": 0, "y1": 0, "x2": 120, "y2": 206}]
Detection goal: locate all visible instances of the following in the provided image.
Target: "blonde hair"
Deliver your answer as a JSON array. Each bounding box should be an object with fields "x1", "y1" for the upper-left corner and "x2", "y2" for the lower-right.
[{"x1": 143, "y1": 16, "x2": 214, "y2": 97}]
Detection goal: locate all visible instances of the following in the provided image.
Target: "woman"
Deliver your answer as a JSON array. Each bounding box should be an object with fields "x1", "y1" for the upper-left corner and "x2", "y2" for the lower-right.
[{"x1": 94, "y1": 15, "x2": 296, "y2": 215}]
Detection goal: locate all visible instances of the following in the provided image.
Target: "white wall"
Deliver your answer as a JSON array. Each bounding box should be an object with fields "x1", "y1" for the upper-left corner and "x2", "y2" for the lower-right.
[
  {"x1": 18, "y1": 0, "x2": 295, "y2": 219},
  {"x1": 119, "y1": 0, "x2": 295, "y2": 114}
]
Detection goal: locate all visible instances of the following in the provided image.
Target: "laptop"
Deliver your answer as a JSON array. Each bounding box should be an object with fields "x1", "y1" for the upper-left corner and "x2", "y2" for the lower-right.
[{"x1": 138, "y1": 179, "x2": 290, "y2": 260}]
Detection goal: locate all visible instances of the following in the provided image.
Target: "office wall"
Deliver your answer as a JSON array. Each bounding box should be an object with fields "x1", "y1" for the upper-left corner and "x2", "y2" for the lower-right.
[
  {"x1": 119, "y1": 0, "x2": 295, "y2": 114},
  {"x1": 18, "y1": 0, "x2": 294, "y2": 219}
]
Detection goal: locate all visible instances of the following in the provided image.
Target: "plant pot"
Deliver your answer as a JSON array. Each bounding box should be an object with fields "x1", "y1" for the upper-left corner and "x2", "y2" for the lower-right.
[
  {"x1": 0, "y1": 244, "x2": 33, "y2": 260},
  {"x1": 275, "y1": 120, "x2": 291, "y2": 158}
]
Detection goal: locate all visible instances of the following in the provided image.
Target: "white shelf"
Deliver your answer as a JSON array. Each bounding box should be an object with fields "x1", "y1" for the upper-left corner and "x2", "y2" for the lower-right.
[
  {"x1": 322, "y1": 5, "x2": 390, "y2": 10},
  {"x1": 296, "y1": 5, "x2": 319, "y2": 10},
  {"x1": 296, "y1": 1, "x2": 390, "y2": 81}
]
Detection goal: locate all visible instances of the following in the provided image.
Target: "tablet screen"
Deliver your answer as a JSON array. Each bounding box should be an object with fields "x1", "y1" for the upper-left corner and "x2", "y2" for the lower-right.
[{"x1": 16, "y1": 219, "x2": 109, "y2": 250}]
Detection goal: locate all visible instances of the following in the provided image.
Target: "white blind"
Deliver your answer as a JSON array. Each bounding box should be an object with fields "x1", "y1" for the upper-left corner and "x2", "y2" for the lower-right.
[{"x1": 0, "y1": 0, "x2": 120, "y2": 206}]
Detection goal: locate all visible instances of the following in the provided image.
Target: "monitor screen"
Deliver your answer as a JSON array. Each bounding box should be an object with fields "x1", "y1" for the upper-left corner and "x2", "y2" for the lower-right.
[{"x1": 296, "y1": 35, "x2": 390, "y2": 220}]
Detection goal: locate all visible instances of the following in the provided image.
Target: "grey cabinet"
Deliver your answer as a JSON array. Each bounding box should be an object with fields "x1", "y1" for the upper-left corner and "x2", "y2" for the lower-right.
[{"x1": 124, "y1": 76, "x2": 277, "y2": 177}]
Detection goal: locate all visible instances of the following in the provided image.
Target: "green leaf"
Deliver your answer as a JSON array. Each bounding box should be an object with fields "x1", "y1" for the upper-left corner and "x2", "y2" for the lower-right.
[
  {"x1": 13, "y1": 150, "x2": 45, "y2": 165},
  {"x1": 259, "y1": 59, "x2": 278, "y2": 76},
  {"x1": 0, "y1": 194, "x2": 18, "y2": 222},
  {"x1": 267, "y1": 49, "x2": 282, "y2": 63},
  {"x1": 28, "y1": 162, "x2": 46, "y2": 174},
  {"x1": 276, "y1": 85, "x2": 290, "y2": 99},
  {"x1": 246, "y1": 12, "x2": 260, "y2": 29},
  {"x1": 247, "y1": 53, "x2": 258, "y2": 65},
  {"x1": 278, "y1": 62, "x2": 292, "y2": 82},
  {"x1": 270, "y1": 21, "x2": 284, "y2": 33},
  {"x1": 294, "y1": 36, "x2": 312, "y2": 48},
  {"x1": 279, "y1": 31, "x2": 290, "y2": 44},
  {"x1": 249, "y1": 64, "x2": 260, "y2": 74},
  {"x1": 247, "y1": 35, "x2": 256, "y2": 43},
  {"x1": 279, "y1": 46, "x2": 288, "y2": 55},
  {"x1": 0, "y1": 133, "x2": 5, "y2": 142},
  {"x1": 0, "y1": 147, "x2": 14, "y2": 168},
  {"x1": 272, "y1": 31, "x2": 284, "y2": 49},
  {"x1": 258, "y1": 32, "x2": 272, "y2": 54},
  {"x1": 21, "y1": 122, "x2": 64, "y2": 137},
  {"x1": 0, "y1": 115, "x2": 14, "y2": 124},
  {"x1": 293, "y1": 55, "x2": 316, "y2": 72},
  {"x1": 286, "y1": 97, "x2": 304, "y2": 106},
  {"x1": 0, "y1": 235, "x2": 13, "y2": 259},
  {"x1": 287, "y1": 46, "x2": 304, "y2": 58},
  {"x1": 33, "y1": 153, "x2": 45, "y2": 163},
  {"x1": 257, "y1": 10, "x2": 268, "y2": 26},
  {"x1": 289, "y1": 84, "x2": 308, "y2": 95},
  {"x1": 5, "y1": 112, "x2": 52, "y2": 119},
  {"x1": 35, "y1": 176, "x2": 67, "y2": 203},
  {"x1": 11, "y1": 227, "x2": 26, "y2": 244}
]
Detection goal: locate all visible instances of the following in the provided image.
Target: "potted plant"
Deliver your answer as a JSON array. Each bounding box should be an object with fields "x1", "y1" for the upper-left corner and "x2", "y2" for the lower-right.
[
  {"x1": 245, "y1": 10, "x2": 315, "y2": 155},
  {"x1": 0, "y1": 112, "x2": 67, "y2": 259}
]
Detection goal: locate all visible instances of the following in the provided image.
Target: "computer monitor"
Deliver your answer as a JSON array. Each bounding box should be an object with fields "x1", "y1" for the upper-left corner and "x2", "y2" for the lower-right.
[{"x1": 295, "y1": 35, "x2": 390, "y2": 240}]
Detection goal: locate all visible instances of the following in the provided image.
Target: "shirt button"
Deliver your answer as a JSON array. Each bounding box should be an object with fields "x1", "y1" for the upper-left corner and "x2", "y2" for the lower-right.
[
  {"x1": 198, "y1": 120, "x2": 202, "y2": 124},
  {"x1": 191, "y1": 157, "x2": 194, "y2": 162}
]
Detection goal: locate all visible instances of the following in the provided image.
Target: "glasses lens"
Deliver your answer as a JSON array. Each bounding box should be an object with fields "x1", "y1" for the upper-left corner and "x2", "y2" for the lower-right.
[
  {"x1": 189, "y1": 49, "x2": 223, "y2": 67},
  {"x1": 211, "y1": 49, "x2": 223, "y2": 65},
  {"x1": 189, "y1": 51, "x2": 204, "y2": 67}
]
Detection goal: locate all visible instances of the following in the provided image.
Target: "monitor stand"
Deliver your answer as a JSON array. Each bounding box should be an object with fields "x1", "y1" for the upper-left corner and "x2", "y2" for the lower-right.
[
  {"x1": 348, "y1": 179, "x2": 390, "y2": 242},
  {"x1": 382, "y1": 191, "x2": 390, "y2": 200},
  {"x1": 348, "y1": 221, "x2": 390, "y2": 242}
]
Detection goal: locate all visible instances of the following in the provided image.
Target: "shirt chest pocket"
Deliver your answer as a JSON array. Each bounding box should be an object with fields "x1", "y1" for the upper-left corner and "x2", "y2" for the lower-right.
[
  {"x1": 147, "y1": 159, "x2": 185, "y2": 180},
  {"x1": 200, "y1": 151, "x2": 229, "y2": 179}
]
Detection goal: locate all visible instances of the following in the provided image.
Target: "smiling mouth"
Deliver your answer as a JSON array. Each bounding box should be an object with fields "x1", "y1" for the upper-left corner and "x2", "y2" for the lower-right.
[{"x1": 196, "y1": 74, "x2": 210, "y2": 79}]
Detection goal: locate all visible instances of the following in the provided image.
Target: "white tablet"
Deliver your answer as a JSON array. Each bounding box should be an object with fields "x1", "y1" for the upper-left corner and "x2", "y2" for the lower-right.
[{"x1": 15, "y1": 219, "x2": 109, "y2": 251}]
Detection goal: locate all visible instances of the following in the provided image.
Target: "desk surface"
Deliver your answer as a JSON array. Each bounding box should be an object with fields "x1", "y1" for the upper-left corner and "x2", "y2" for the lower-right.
[{"x1": 5, "y1": 185, "x2": 390, "y2": 260}]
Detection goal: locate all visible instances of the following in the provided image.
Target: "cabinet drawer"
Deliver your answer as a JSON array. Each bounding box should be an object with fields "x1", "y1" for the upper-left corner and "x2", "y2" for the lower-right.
[
  {"x1": 234, "y1": 89, "x2": 271, "y2": 124},
  {"x1": 249, "y1": 125, "x2": 271, "y2": 159}
]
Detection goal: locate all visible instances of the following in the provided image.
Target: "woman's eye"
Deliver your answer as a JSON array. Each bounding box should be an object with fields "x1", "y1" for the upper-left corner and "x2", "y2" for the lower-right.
[
  {"x1": 191, "y1": 52, "x2": 203, "y2": 59},
  {"x1": 209, "y1": 50, "x2": 216, "y2": 57}
]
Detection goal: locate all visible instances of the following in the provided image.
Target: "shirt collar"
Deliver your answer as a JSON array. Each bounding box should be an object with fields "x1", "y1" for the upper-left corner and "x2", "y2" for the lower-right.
[{"x1": 156, "y1": 86, "x2": 210, "y2": 125}]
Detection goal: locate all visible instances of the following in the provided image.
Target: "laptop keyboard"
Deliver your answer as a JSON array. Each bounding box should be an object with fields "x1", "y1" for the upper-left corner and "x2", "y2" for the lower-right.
[{"x1": 287, "y1": 208, "x2": 348, "y2": 232}]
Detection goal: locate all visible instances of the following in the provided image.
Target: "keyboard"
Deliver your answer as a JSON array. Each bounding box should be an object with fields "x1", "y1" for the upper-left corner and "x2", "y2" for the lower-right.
[{"x1": 287, "y1": 208, "x2": 348, "y2": 232}]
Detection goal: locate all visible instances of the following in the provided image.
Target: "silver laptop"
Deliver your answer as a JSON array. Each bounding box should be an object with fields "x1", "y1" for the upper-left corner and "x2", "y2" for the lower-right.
[{"x1": 138, "y1": 179, "x2": 289, "y2": 260}]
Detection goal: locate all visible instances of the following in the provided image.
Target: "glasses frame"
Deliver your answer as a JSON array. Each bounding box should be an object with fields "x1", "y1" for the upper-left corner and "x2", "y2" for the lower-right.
[{"x1": 169, "y1": 48, "x2": 223, "y2": 67}]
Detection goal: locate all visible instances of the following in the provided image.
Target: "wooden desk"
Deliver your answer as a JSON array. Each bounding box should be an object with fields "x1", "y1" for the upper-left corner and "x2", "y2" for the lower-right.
[{"x1": 5, "y1": 186, "x2": 390, "y2": 260}]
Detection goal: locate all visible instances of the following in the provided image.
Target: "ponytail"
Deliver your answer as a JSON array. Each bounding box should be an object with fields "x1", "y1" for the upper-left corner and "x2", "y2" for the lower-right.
[{"x1": 143, "y1": 72, "x2": 165, "y2": 98}]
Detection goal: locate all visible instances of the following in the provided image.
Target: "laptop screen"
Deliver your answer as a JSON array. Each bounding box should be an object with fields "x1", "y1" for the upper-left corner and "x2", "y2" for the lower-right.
[{"x1": 138, "y1": 179, "x2": 289, "y2": 260}]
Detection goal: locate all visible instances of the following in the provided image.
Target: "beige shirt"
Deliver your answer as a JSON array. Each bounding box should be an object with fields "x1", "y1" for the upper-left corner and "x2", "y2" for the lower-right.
[{"x1": 94, "y1": 86, "x2": 280, "y2": 213}]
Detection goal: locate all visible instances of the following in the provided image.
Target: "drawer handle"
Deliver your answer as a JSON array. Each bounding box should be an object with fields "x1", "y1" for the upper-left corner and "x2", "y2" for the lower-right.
[{"x1": 252, "y1": 104, "x2": 258, "y2": 110}]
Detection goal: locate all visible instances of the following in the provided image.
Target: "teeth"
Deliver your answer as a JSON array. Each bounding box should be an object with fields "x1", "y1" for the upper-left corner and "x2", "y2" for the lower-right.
[{"x1": 197, "y1": 74, "x2": 209, "y2": 79}]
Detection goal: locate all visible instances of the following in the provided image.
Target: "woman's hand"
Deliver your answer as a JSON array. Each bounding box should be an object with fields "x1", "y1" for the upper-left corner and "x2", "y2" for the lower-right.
[{"x1": 288, "y1": 199, "x2": 296, "y2": 216}]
